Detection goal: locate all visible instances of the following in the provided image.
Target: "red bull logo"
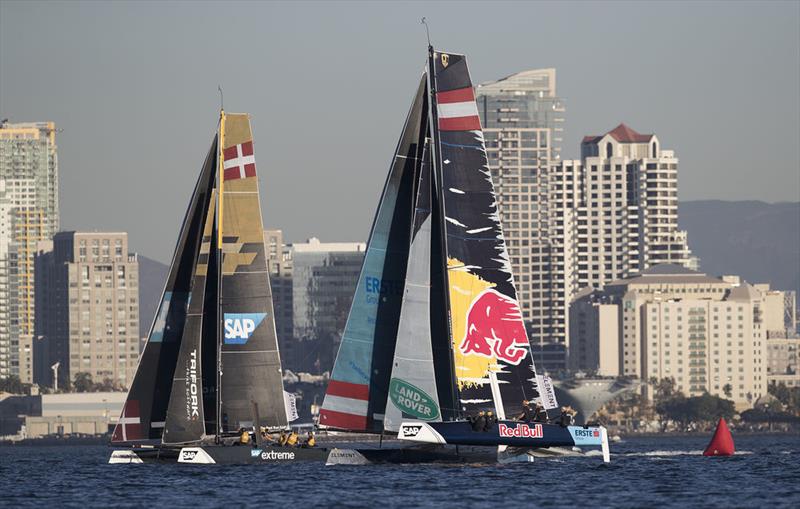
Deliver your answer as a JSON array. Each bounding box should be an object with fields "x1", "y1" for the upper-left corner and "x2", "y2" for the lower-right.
[
  {"x1": 459, "y1": 289, "x2": 529, "y2": 365},
  {"x1": 498, "y1": 423, "x2": 543, "y2": 438}
]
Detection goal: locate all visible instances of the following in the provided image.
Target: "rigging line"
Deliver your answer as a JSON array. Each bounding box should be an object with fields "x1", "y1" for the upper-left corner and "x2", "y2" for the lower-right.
[
  {"x1": 421, "y1": 17, "x2": 431, "y2": 47},
  {"x1": 218, "y1": 85, "x2": 224, "y2": 111}
]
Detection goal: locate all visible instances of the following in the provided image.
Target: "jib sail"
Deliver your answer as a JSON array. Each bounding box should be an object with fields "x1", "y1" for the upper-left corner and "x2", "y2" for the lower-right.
[
  {"x1": 383, "y1": 140, "x2": 445, "y2": 431},
  {"x1": 162, "y1": 189, "x2": 217, "y2": 444},
  {"x1": 320, "y1": 77, "x2": 426, "y2": 432},
  {"x1": 111, "y1": 138, "x2": 217, "y2": 444}
]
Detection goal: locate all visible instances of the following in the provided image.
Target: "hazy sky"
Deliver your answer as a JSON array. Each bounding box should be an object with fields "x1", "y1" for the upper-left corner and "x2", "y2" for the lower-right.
[{"x1": 1, "y1": 1, "x2": 798, "y2": 262}]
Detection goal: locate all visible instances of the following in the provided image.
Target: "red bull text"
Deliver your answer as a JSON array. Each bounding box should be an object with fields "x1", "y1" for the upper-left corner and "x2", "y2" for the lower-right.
[
  {"x1": 498, "y1": 423, "x2": 543, "y2": 439},
  {"x1": 459, "y1": 289, "x2": 529, "y2": 365}
]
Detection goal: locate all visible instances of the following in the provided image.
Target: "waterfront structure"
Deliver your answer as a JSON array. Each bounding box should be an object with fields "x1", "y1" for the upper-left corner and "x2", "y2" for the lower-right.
[
  {"x1": 569, "y1": 265, "x2": 782, "y2": 409},
  {"x1": 476, "y1": 69, "x2": 568, "y2": 361},
  {"x1": 290, "y1": 237, "x2": 364, "y2": 342},
  {"x1": 34, "y1": 232, "x2": 139, "y2": 389},
  {"x1": 0, "y1": 121, "x2": 60, "y2": 383}
]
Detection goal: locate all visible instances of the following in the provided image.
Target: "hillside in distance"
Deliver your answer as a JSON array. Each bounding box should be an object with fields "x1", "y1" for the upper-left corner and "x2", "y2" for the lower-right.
[
  {"x1": 679, "y1": 200, "x2": 800, "y2": 298},
  {"x1": 137, "y1": 255, "x2": 168, "y2": 335}
]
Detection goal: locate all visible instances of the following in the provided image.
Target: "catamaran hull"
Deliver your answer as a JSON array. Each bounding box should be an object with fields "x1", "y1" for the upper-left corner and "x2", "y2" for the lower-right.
[
  {"x1": 398, "y1": 420, "x2": 611, "y2": 462},
  {"x1": 108, "y1": 447, "x2": 180, "y2": 464},
  {"x1": 177, "y1": 445, "x2": 330, "y2": 464},
  {"x1": 326, "y1": 444, "x2": 503, "y2": 465}
]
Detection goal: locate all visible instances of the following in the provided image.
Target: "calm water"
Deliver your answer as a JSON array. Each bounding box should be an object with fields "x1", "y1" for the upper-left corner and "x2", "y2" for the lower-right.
[{"x1": 1, "y1": 435, "x2": 798, "y2": 508}]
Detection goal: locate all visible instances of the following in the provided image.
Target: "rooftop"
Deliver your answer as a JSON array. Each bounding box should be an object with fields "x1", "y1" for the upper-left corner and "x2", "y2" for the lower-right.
[
  {"x1": 606, "y1": 264, "x2": 726, "y2": 286},
  {"x1": 582, "y1": 123, "x2": 654, "y2": 144}
]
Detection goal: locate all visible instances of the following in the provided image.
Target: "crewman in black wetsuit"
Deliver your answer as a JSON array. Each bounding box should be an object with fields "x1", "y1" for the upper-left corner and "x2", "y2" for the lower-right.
[
  {"x1": 517, "y1": 400, "x2": 533, "y2": 422},
  {"x1": 532, "y1": 403, "x2": 548, "y2": 422},
  {"x1": 484, "y1": 411, "x2": 497, "y2": 431},
  {"x1": 472, "y1": 411, "x2": 486, "y2": 432},
  {"x1": 558, "y1": 407, "x2": 574, "y2": 427}
]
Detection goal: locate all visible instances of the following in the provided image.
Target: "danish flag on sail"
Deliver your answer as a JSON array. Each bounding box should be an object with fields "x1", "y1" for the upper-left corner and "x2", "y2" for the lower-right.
[
  {"x1": 111, "y1": 399, "x2": 142, "y2": 442},
  {"x1": 223, "y1": 141, "x2": 256, "y2": 181},
  {"x1": 319, "y1": 380, "x2": 369, "y2": 430},
  {"x1": 437, "y1": 87, "x2": 481, "y2": 131}
]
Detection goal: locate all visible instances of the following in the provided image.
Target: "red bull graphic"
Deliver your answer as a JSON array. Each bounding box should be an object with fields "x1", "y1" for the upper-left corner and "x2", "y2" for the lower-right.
[
  {"x1": 498, "y1": 422, "x2": 543, "y2": 439},
  {"x1": 459, "y1": 289, "x2": 529, "y2": 365}
]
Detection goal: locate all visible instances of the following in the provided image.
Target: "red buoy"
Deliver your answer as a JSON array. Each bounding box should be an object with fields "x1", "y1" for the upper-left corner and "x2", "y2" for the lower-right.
[{"x1": 703, "y1": 418, "x2": 735, "y2": 456}]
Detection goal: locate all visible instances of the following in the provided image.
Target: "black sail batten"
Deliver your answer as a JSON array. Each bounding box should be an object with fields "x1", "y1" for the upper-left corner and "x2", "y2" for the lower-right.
[
  {"x1": 432, "y1": 49, "x2": 539, "y2": 420},
  {"x1": 112, "y1": 137, "x2": 218, "y2": 444},
  {"x1": 218, "y1": 113, "x2": 288, "y2": 432},
  {"x1": 162, "y1": 187, "x2": 217, "y2": 444},
  {"x1": 320, "y1": 76, "x2": 427, "y2": 432}
]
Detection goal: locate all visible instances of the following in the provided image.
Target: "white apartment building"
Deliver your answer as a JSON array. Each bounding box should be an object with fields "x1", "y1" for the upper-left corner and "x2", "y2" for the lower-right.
[{"x1": 570, "y1": 265, "x2": 781, "y2": 409}]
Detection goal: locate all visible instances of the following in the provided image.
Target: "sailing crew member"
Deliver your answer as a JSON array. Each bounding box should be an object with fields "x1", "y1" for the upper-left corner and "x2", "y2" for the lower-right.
[
  {"x1": 558, "y1": 407, "x2": 574, "y2": 427},
  {"x1": 517, "y1": 400, "x2": 533, "y2": 422},
  {"x1": 287, "y1": 430, "x2": 299, "y2": 447},
  {"x1": 303, "y1": 431, "x2": 316, "y2": 448},
  {"x1": 533, "y1": 403, "x2": 548, "y2": 422},
  {"x1": 239, "y1": 428, "x2": 251, "y2": 445},
  {"x1": 484, "y1": 411, "x2": 497, "y2": 432},
  {"x1": 278, "y1": 430, "x2": 288, "y2": 446},
  {"x1": 471, "y1": 411, "x2": 486, "y2": 432}
]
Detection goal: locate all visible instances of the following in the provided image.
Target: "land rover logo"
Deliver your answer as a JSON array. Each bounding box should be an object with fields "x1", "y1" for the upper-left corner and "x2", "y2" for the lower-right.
[
  {"x1": 401, "y1": 425, "x2": 422, "y2": 438},
  {"x1": 389, "y1": 378, "x2": 440, "y2": 420},
  {"x1": 180, "y1": 450, "x2": 197, "y2": 461}
]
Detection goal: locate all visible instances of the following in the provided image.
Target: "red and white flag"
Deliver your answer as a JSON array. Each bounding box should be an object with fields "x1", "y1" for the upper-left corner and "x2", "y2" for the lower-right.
[
  {"x1": 437, "y1": 87, "x2": 481, "y2": 131},
  {"x1": 111, "y1": 399, "x2": 142, "y2": 442},
  {"x1": 223, "y1": 141, "x2": 256, "y2": 181}
]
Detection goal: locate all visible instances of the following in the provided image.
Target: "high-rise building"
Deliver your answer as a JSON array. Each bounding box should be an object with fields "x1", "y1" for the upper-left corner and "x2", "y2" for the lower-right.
[
  {"x1": 290, "y1": 238, "x2": 365, "y2": 342},
  {"x1": 0, "y1": 121, "x2": 60, "y2": 382},
  {"x1": 570, "y1": 266, "x2": 774, "y2": 409},
  {"x1": 571, "y1": 124, "x2": 693, "y2": 288},
  {"x1": 34, "y1": 232, "x2": 139, "y2": 389},
  {"x1": 476, "y1": 69, "x2": 569, "y2": 359},
  {"x1": 264, "y1": 229, "x2": 293, "y2": 342}
]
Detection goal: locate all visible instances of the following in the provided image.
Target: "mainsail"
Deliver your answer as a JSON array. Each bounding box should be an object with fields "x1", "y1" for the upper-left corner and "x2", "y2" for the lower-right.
[
  {"x1": 432, "y1": 50, "x2": 538, "y2": 419},
  {"x1": 322, "y1": 47, "x2": 539, "y2": 434},
  {"x1": 218, "y1": 113, "x2": 287, "y2": 432}
]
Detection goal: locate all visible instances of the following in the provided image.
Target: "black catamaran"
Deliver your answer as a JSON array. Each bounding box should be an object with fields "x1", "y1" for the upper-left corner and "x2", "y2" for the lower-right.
[
  {"x1": 320, "y1": 46, "x2": 609, "y2": 463},
  {"x1": 110, "y1": 111, "x2": 326, "y2": 464}
]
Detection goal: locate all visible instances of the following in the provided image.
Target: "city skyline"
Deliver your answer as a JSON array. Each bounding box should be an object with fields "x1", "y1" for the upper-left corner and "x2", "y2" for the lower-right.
[{"x1": 1, "y1": 1, "x2": 798, "y2": 263}]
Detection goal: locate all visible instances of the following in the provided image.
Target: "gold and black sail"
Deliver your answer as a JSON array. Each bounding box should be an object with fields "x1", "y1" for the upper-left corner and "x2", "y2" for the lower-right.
[{"x1": 216, "y1": 113, "x2": 287, "y2": 432}]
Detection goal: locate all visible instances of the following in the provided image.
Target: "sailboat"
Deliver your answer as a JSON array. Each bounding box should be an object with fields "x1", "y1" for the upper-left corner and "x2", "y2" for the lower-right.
[
  {"x1": 320, "y1": 45, "x2": 610, "y2": 464},
  {"x1": 109, "y1": 111, "x2": 328, "y2": 464}
]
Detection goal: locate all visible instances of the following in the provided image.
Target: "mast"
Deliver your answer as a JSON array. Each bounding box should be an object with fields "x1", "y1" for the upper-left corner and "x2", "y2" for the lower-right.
[
  {"x1": 426, "y1": 45, "x2": 461, "y2": 420},
  {"x1": 216, "y1": 109, "x2": 225, "y2": 440}
]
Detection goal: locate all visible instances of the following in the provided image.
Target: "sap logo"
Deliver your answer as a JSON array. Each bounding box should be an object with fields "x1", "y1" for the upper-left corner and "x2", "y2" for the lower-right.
[
  {"x1": 251, "y1": 449, "x2": 263, "y2": 457},
  {"x1": 400, "y1": 425, "x2": 422, "y2": 438},
  {"x1": 180, "y1": 450, "x2": 197, "y2": 461},
  {"x1": 224, "y1": 313, "x2": 267, "y2": 344}
]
